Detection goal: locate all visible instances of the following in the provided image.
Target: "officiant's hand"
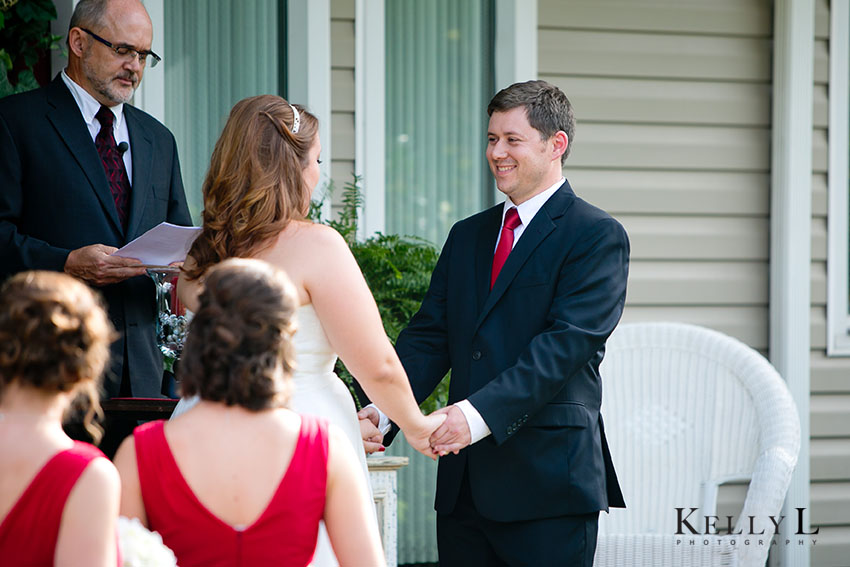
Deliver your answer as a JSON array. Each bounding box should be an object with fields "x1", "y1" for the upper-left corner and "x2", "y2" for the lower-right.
[
  {"x1": 429, "y1": 405, "x2": 471, "y2": 456},
  {"x1": 65, "y1": 244, "x2": 147, "y2": 286},
  {"x1": 358, "y1": 409, "x2": 385, "y2": 454}
]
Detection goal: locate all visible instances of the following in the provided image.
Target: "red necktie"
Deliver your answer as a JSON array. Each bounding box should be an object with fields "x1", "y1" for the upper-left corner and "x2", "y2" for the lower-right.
[
  {"x1": 491, "y1": 207, "x2": 522, "y2": 289},
  {"x1": 95, "y1": 105, "x2": 131, "y2": 230}
]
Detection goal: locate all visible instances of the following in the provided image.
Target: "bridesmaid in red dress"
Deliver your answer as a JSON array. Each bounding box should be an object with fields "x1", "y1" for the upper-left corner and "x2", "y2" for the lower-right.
[
  {"x1": 114, "y1": 258, "x2": 386, "y2": 567},
  {"x1": 0, "y1": 271, "x2": 120, "y2": 566}
]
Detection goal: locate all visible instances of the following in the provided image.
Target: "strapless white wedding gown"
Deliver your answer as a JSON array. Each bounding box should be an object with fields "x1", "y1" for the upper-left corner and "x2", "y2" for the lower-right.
[{"x1": 171, "y1": 304, "x2": 372, "y2": 567}]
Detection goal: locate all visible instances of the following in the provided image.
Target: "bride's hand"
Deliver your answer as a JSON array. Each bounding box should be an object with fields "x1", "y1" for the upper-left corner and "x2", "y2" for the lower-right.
[{"x1": 402, "y1": 412, "x2": 447, "y2": 461}]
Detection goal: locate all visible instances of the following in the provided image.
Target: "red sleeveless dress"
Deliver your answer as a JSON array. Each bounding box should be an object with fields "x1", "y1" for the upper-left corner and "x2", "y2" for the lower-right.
[
  {"x1": 134, "y1": 415, "x2": 328, "y2": 567},
  {"x1": 0, "y1": 442, "x2": 110, "y2": 566}
]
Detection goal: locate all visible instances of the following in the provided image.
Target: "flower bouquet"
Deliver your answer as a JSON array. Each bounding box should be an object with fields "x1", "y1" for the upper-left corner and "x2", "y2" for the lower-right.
[{"x1": 117, "y1": 516, "x2": 178, "y2": 567}]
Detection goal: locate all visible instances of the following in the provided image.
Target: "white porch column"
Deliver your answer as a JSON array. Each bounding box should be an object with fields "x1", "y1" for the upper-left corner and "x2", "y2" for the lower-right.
[
  {"x1": 493, "y1": 0, "x2": 537, "y2": 91},
  {"x1": 770, "y1": 1, "x2": 814, "y2": 566},
  {"x1": 492, "y1": 0, "x2": 537, "y2": 203},
  {"x1": 355, "y1": 0, "x2": 385, "y2": 238},
  {"x1": 288, "y1": 0, "x2": 332, "y2": 218}
]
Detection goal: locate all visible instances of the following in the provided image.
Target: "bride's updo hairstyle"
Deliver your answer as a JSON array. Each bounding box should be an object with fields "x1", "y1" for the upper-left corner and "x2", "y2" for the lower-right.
[
  {"x1": 184, "y1": 95, "x2": 319, "y2": 281},
  {"x1": 178, "y1": 258, "x2": 298, "y2": 410},
  {"x1": 0, "y1": 271, "x2": 114, "y2": 442}
]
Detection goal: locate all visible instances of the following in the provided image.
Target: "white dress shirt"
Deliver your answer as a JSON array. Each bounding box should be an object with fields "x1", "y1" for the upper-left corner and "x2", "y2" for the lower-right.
[
  {"x1": 61, "y1": 70, "x2": 133, "y2": 184},
  {"x1": 377, "y1": 177, "x2": 566, "y2": 444}
]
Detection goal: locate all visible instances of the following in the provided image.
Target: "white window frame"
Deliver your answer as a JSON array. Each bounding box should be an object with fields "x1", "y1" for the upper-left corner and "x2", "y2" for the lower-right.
[
  {"x1": 355, "y1": 0, "x2": 385, "y2": 238},
  {"x1": 827, "y1": 0, "x2": 850, "y2": 355},
  {"x1": 287, "y1": 0, "x2": 333, "y2": 219},
  {"x1": 132, "y1": 0, "x2": 165, "y2": 122},
  {"x1": 493, "y1": 0, "x2": 538, "y2": 91},
  {"x1": 355, "y1": 0, "x2": 537, "y2": 238}
]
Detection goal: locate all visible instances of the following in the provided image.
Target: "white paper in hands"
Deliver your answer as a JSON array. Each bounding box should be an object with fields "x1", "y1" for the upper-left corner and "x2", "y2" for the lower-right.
[{"x1": 112, "y1": 222, "x2": 201, "y2": 267}]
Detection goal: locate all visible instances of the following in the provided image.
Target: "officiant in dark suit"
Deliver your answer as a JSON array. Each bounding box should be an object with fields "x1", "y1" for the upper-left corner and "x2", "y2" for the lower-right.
[
  {"x1": 0, "y1": 0, "x2": 191, "y2": 454},
  {"x1": 368, "y1": 80, "x2": 629, "y2": 566}
]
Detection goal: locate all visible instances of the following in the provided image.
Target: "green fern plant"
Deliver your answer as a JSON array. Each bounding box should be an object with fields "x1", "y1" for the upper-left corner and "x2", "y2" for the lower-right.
[{"x1": 310, "y1": 175, "x2": 449, "y2": 413}]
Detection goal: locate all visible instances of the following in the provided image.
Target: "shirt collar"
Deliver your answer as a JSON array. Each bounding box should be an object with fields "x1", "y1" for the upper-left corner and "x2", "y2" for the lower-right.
[
  {"x1": 60, "y1": 69, "x2": 125, "y2": 131},
  {"x1": 502, "y1": 177, "x2": 565, "y2": 227}
]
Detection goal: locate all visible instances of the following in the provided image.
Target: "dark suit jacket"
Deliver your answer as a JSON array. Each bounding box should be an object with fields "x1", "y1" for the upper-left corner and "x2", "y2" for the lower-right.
[
  {"x1": 0, "y1": 75, "x2": 192, "y2": 398},
  {"x1": 395, "y1": 180, "x2": 629, "y2": 523}
]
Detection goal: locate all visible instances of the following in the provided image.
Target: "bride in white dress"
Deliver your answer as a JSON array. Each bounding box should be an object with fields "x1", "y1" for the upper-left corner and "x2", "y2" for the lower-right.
[{"x1": 173, "y1": 95, "x2": 444, "y2": 566}]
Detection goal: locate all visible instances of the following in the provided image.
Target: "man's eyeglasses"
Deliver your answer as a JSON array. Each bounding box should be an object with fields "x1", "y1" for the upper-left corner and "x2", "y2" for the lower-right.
[{"x1": 80, "y1": 28, "x2": 161, "y2": 68}]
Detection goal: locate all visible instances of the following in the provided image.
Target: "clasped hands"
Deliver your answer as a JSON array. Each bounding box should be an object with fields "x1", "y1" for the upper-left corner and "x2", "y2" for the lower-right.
[{"x1": 357, "y1": 405, "x2": 471, "y2": 460}]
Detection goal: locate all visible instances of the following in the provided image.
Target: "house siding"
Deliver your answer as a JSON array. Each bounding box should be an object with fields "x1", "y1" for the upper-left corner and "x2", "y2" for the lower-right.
[
  {"x1": 538, "y1": 0, "x2": 773, "y2": 351},
  {"x1": 810, "y1": 2, "x2": 850, "y2": 564}
]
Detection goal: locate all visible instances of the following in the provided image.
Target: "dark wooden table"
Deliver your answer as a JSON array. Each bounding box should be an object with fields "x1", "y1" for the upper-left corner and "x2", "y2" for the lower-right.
[{"x1": 101, "y1": 397, "x2": 179, "y2": 421}]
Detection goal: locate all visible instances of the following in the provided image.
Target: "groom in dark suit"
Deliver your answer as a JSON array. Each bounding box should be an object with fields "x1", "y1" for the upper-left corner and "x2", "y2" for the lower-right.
[
  {"x1": 0, "y1": 0, "x2": 191, "y2": 452},
  {"x1": 371, "y1": 80, "x2": 629, "y2": 566}
]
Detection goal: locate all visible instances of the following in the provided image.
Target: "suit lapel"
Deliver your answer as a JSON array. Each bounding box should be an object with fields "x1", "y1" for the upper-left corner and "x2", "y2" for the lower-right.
[
  {"x1": 473, "y1": 182, "x2": 576, "y2": 332},
  {"x1": 474, "y1": 207, "x2": 502, "y2": 314},
  {"x1": 124, "y1": 106, "x2": 153, "y2": 239},
  {"x1": 45, "y1": 77, "x2": 124, "y2": 235}
]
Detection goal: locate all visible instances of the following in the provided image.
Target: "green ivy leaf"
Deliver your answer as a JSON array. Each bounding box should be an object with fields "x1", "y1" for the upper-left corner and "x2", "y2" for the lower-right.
[
  {"x1": 22, "y1": 50, "x2": 39, "y2": 67},
  {"x1": 0, "y1": 64, "x2": 14, "y2": 100},
  {"x1": 13, "y1": 69, "x2": 39, "y2": 93},
  {"x1": 31, "y1": 1, "x2": 57, "y2": 21},
  {"x1": 0, "y1": 0, "x2": 62, "y2": 96},
  {"x1": 15, "y1": 2, "x2": 37, "y2": 22}
]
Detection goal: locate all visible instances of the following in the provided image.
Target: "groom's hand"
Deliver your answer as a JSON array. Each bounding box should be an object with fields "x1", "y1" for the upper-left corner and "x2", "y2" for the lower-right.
[
  {"x1": 358, "y1": 406, "x2": 381, "y2": 428},
  {"x1": 429, "y1": 405, "x2": 471, "y2": 456},
  {"x1": 358, "y1": 407, "x2": 385, "y2": 454}
]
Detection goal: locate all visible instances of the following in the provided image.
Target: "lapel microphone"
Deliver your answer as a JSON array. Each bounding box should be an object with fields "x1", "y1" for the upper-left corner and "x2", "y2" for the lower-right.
[{"x1": 117, "y1": 141, "x2": 129, "y2": 154}]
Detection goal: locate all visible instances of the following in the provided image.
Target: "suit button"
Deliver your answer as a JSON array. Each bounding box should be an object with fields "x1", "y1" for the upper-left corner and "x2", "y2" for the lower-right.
[{"x1": 472, "y1": 351, "x2": 481, "y2": 361}]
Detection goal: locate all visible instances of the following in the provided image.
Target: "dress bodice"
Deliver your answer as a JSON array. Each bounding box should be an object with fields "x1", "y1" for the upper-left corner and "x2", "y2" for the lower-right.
[
  {"x1": 0, "y1": 443, "x2": 115, "y2": 565},
  {"x1": 292, "y1": 304, "x2": 338, "y2": 380},
  {"x1": 134, "y1": 417, "x2": 328, "y2": 567},
  {"x1": 170, "y1": 305, "x2": 373, "y2": 567}
]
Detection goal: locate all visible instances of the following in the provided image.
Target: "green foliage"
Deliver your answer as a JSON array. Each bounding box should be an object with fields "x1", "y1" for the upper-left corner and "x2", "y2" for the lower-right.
[
  {"x1": 310, "y1": 175, "x2": 450, "y2": 413},
  {"x1": 0, "y1": 0, "x2": 62, "y2": 99},
  {"x1": 325, "y1": 176, "x2": 362, "y2": 245}
]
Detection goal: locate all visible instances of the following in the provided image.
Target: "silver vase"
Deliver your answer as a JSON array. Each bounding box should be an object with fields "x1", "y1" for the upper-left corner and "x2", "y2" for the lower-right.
[{"x1": 146, "y1": 267, "x2": 192, "y2": 372}]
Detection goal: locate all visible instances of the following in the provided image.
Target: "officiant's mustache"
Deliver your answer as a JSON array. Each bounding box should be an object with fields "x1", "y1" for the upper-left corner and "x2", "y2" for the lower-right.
[{"x1": 116, "y1": 72, "x2": 139, "y2": 87}]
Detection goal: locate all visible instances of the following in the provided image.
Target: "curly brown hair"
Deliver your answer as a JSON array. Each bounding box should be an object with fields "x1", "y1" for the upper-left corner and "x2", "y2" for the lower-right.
[
  {"x1": 0, "y1": 271, "x2": 114, "y2": 442},
  {"x1": 178, "y1": 258, "x2": 298, "y2": 410},
  {"x1": 184, "y1": 95, "x2": 320, "y2": 281}
]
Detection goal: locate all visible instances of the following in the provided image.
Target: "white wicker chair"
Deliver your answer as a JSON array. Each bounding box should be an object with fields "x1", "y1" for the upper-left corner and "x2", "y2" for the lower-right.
[{"x1": 594, "y1": 322, "x2": 800, "y2": 567}]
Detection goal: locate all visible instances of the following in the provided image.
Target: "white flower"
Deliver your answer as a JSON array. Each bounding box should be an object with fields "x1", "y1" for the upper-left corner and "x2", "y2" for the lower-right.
[{"x1": 117, "y1": 516, "x2": 179, "y2": 567}]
